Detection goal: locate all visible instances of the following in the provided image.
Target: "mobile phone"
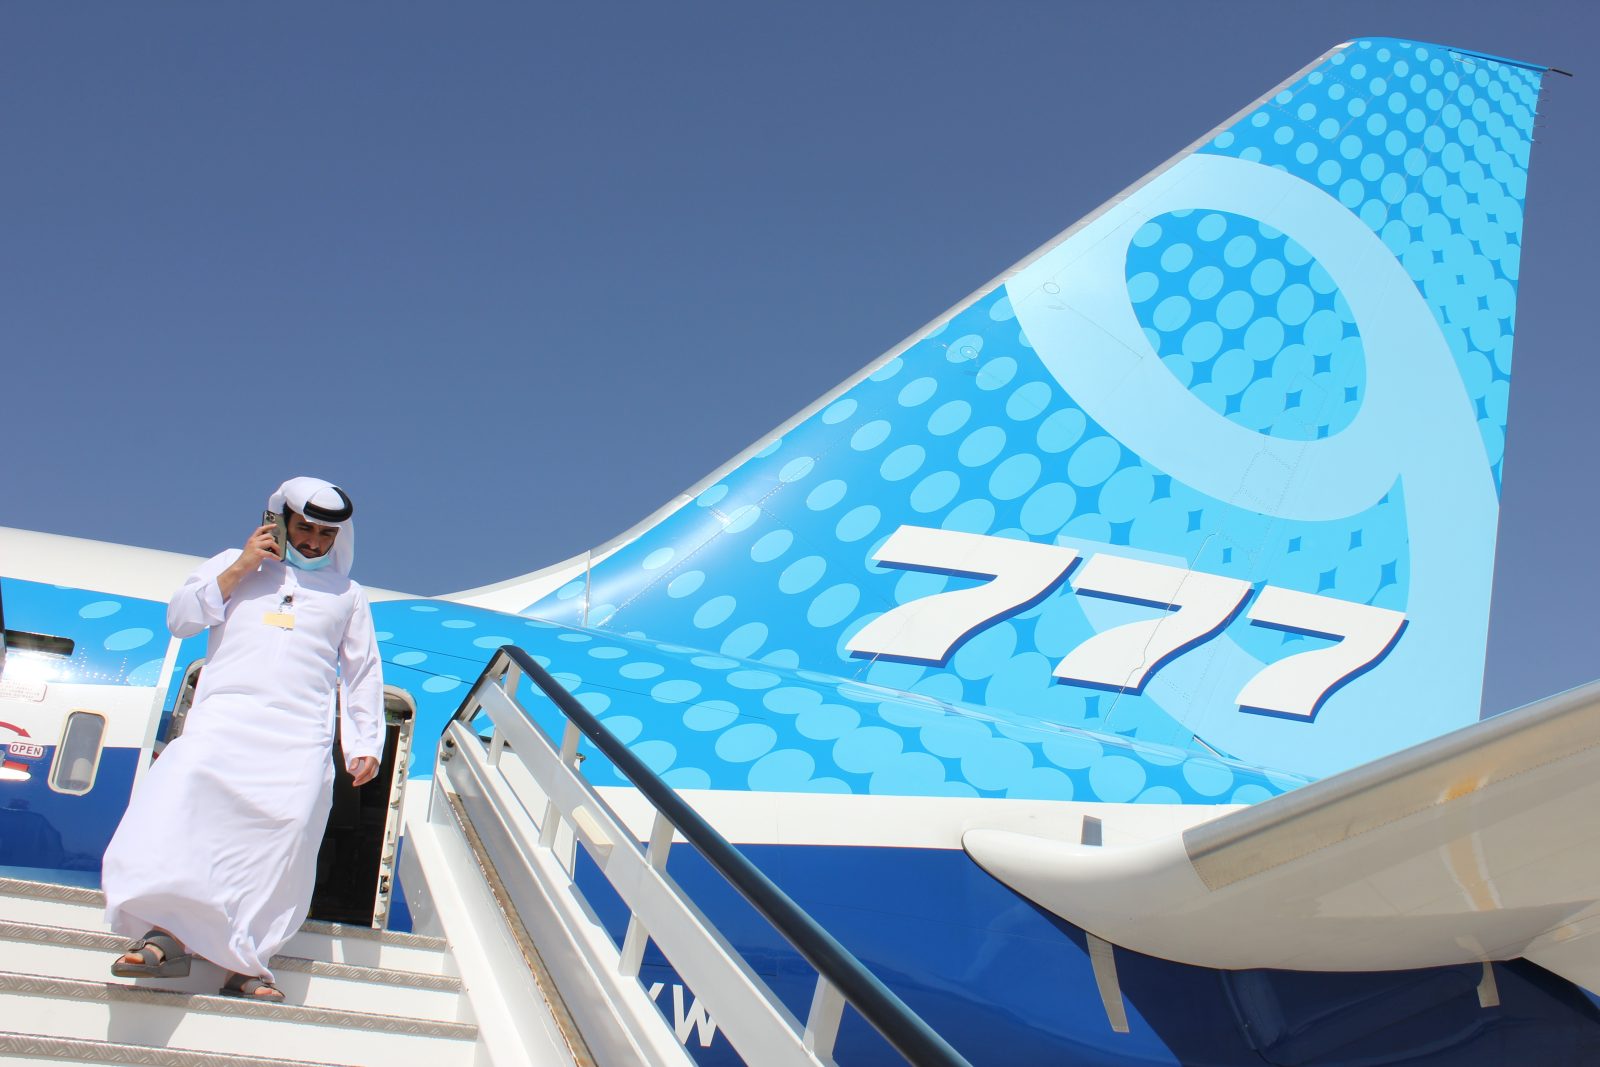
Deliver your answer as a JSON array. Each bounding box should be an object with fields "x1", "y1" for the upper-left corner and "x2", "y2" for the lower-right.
[{"x1": 261, "y1": 509, "x2": 287, "y2": 558}]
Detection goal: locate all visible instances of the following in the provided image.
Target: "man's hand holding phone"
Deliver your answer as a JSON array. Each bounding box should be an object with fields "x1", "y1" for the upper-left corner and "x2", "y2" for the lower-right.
[
  {"x1": 217, "y1": 520, "x2": 285, "y2": 601},
  {"x1": 243, "y1": 523, "x2": 284, "y2": 567}
]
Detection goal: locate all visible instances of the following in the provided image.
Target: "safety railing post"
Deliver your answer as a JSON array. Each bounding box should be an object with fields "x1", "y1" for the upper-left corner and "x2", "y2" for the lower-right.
[
  {"x1": 538, "y1": 720, "x2": 583, "y2": 848},
  {"x1": 484, "y1": 653, "x2": 523, "y2": 766},
  {"x1": 558, "y1": 720, "x2": 582, "y2": 765},
  {"x1": 497, "y1": 656, "x2": 523, "y2": 696},
  {"x1": 487, "y1": 718, "x2": 506, "y2": 767},
  {"x1": 804, "y1": 975, "x2": 846, "y2": 1061},
  {"x1": 618, "y1": 810, "x2": 675, "y2": 978}
]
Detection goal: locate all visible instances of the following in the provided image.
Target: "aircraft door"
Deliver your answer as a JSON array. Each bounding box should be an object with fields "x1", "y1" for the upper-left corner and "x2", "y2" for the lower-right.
[{"x1": 311, "y1": 686, "x2": 415, "y2": 929}]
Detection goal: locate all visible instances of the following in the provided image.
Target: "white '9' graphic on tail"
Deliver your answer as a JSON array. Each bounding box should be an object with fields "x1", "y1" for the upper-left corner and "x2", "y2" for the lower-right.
[{"x1": 849, "y1": 525, "x2": 1406, "y2": 721}]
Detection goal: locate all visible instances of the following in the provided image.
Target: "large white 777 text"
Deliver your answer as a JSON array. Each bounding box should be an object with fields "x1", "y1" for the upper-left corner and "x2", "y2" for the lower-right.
[{"x1": 845, "y1": 525, "x2": 1405, "y2": 720}]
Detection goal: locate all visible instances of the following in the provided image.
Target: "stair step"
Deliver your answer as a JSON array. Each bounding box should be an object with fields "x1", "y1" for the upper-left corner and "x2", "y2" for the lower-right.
[
  {"x1": 280, "y1": 925, "x2": 450, "y2": 975},
  {"x1": 0, "y1": 880, "x2": 103, "y2": 931},
  {"x1": 0, "y1": 879, "x2": 450, "y2": 974},
  {"x1": 300, "y1": 919, "x2": 445, "y2": 951},
  {"x1": 0, "y1": 971, "x2": 477, "y2": 1067},
  {"x1": 0, "y1": 879, "x2": 101, "y2": 907},
  {"x1": 0, "y1": 1027, "x2": 347, "y2": 1066},
  {"x1": 0, "y1": 921, "x2": 463, "y2": 1021}
]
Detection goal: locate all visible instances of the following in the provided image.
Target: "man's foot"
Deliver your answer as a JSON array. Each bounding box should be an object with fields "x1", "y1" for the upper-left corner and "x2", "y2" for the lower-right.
[
  {"x1": 119, "y1": 937, "x2": 163, "y2": 968},
  {"x1": 110, "y1": 929, "x2": 192, "y2": 978},
  {"x1": 219, "y1": 972, "x2": 285, "y2": 1002}
]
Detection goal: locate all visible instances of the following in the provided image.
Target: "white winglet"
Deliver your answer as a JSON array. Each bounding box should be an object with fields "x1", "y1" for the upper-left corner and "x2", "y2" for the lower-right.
[{"x1": 964, "y1": 679, "x2": 1600, "y2": 988}]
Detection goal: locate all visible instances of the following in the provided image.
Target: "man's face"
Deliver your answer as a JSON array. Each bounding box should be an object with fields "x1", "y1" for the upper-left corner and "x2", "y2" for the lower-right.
[{"x1": 286, "y1": 512, "x2": 339, "y2": 559}]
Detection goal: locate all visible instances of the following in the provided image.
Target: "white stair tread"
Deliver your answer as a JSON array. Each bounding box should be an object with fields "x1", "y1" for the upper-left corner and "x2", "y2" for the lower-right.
[
  {"x1": 0, "y1": 878, "x2": 451, "y2": 975},
  {"x1": 0, "y1": 879, "x2": 102, "y2": 907},
  {"x1": 0, "y1": 921, "x2": 460, "y2": 991},
  {"x1": 0, "y1": 970, "x2": 479, "y2": 1067},
  {"x1": 299, "y1": 920, "x2": 446, "y2": 952},
  {"x1": 0, "y1": 878, "x2": 445, "y2": 950},
  {"x1": 0, "y1": 1027, "x2": 355, "y2": 1066},
  {"x1": 0, "y1": 971, "x2": 477, "y2": 1038},
  {"x1": 0, "y1": 920, "x2": 466, "y2": 1021}
]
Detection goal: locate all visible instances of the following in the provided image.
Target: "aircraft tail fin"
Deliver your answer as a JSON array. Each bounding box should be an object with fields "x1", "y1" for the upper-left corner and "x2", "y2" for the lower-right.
[{"x1": 503, "y1": 38, "x2": 1549, "y2": 781}]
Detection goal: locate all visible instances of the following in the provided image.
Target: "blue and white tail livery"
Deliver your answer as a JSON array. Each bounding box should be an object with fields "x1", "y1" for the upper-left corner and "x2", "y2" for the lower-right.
[
  {"x1": 515, "y1": 36, "x2": 1536, "y2": 786},
  {"x1": 12, "y1": 36, "x2": 1600, "y2": 1067}
]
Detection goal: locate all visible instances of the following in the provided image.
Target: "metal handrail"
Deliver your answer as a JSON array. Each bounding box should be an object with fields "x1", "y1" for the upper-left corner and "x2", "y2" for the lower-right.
[{"x1": 452, "y1": 644, "x2": 971, "y2": 1067}]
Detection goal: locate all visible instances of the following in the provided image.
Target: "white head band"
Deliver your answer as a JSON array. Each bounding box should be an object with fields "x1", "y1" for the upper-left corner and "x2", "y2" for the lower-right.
[{"x1": 267, "y1": 477, "x2": 356, "y2": 577}]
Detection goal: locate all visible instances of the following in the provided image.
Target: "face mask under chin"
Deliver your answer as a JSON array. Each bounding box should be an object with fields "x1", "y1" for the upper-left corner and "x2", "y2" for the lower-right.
[{"x1": 286, "y1": 543, "x2": 334, "y2": 571}]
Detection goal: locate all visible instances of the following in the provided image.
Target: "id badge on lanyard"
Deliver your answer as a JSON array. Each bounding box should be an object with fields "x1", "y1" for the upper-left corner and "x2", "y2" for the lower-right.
[{"x1": 264, "y1": 592, "x2": 296, "y2": 630}]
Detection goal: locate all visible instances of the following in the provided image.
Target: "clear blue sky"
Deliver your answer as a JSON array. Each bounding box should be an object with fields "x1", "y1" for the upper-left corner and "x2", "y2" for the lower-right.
[{"x1": 3, "y1": 2, "x2": 1595, "y2": 713}]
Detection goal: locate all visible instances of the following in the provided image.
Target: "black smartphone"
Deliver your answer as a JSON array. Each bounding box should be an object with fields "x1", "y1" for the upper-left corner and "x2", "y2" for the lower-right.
[{"x1": 261, "y1": 509, "x2": 287, "y2": 558}]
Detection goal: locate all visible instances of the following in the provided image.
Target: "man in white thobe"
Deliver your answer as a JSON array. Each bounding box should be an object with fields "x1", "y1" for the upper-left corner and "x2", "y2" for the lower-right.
[{"x1": 102, "y1": 477, "x2": 385, "y2": 1001}]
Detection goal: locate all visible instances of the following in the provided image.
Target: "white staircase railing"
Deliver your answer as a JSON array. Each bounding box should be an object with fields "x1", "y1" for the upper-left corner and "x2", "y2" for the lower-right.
[{"x1": 433, "y1": 645, "x2": 971, "y2": 1067}]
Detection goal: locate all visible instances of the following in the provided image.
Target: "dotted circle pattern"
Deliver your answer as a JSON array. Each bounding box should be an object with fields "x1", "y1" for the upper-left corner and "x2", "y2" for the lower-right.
[
  {"x1": 5, "y1": 578, "x2": 168, "y2": 686},
  {"x1": 511, "y1": 39, "x2": 1537, "y2": 802},
  {"x1": 1205, "y1": 38, "x2": 1535, "y2": 484},
  {"x1": 1127, "y1": 209, "x2": 1368, "y2": 441},
  {"x1": 371, "y1": 603, "x2": 1305, "y2": 803}
]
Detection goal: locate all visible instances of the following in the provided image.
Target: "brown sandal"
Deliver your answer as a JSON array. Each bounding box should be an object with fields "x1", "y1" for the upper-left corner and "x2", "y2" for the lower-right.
[
  {"x1": 110, "y1": 930, "x2": 192, "y2": 978},
  {"x1": 219, "y1": 972, "x2": 285, "y2": 1002}
]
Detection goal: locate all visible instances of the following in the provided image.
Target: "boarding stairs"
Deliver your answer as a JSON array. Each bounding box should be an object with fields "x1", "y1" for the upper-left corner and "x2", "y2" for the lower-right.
[
  {"x1": 0, "y1": 646, "x2": 970, "y2": 1066},
  {"x1": 0, "y1": 876, "x2": 475, "y2": 1066}
]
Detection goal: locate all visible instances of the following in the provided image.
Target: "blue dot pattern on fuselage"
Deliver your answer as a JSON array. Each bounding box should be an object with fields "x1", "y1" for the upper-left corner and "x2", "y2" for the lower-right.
[
  {"x1": 4, "y1": 579, "x2": 168, "y2": 686},
  {"x1": 369, "y1": 603, "x2": 1306, "y2": 804}
]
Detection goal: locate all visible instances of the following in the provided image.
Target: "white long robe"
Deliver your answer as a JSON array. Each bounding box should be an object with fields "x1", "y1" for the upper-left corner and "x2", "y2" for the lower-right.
[{"x1": 102, "y1": 549, "x2": 384, "y2": 979}]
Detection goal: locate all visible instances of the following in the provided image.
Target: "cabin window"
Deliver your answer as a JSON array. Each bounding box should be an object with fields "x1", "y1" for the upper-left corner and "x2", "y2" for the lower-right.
[{"x1": 49, "y1": 710, "x2": 106, "y2": 795}]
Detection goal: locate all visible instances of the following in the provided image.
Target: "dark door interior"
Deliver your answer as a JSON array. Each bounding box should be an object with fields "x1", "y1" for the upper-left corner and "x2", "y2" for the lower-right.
[{"x1": 310, "y1": 691, "x2": 413, "y2": 926}]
